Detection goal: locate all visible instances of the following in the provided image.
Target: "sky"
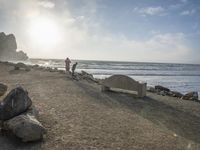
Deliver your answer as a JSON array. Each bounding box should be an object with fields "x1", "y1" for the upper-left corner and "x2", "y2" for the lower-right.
[{"x1": 0, "y1": 0, "x2": 200, "y2": 63}]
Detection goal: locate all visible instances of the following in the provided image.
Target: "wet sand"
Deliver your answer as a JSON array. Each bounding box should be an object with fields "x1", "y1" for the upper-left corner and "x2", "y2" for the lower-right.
[{"x1": 0, "y1": 61, "x2": 200, "y2": 150}]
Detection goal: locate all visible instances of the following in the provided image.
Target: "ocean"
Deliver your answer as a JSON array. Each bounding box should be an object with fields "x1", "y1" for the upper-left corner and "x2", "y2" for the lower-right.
[{"x1": 17, "y1": 59, "x2": 200, "y2": 95}]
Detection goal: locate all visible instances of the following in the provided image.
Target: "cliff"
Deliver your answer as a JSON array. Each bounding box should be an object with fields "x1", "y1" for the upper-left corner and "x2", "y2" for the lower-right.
[{"x1": 0, "y1": 32, "x2": 28, "y2": 61}]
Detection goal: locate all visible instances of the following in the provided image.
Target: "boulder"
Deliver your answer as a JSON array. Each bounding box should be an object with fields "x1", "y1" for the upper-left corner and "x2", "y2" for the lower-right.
[
  {"x1": 171, "y1": 91, "x2": 183, "y2": 98},
  {"x1": 0, "y1": 83, "x2": 7, "y2": 96},
  {"x1": 14, "y1": 62, "x2": 30, "y2": 71},
  {"x1": 3, "y1": 106, "x2": 46, "y2": 142},
  {"x1": 147, "y1": 87, "x2": 156, "y2": 93},
  {"x1": 182, "y1": 92, "x2": 199, "y2": 101},
  {"x1": 157, "y1": 91, "x2": 166, "y2": 96},
  {"x1": 32, "y1": 64, "x2": 39, "y2": 68},
  {"x1": 155, "y1": 85, "x2": 170, "y2": 92},
  {"x1": 0, "y1": 86, "x2": 32, "y2": 120},
  {"x1": 81, "y1": 71, "x2": 94, "y2": 78},
  {"x1": 58, "y1": 70, "x2": 65, "y2": 74},
  {"x1": 0, "y1": 32, "x2": 28, "y2": 61},
  {"x1": 81, "y1": 71, "x2": 98, "y2": 83},
  {"x1": 25, "y1": 105, "x2": 39, "y2": 119}
]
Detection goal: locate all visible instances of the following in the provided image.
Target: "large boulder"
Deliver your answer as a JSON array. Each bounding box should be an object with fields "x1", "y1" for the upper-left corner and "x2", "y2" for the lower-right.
[
  {"x1": 155, "y1": 85, "x2": 170, "y2": 92},
  {"x1": 0, "y1": 32, "x2": 28, "y2": 61},
  {"x1": 182, "y1": 92, "x2": 199, "y2": 101},
  {"x1": 0, "y1": 86, "x2": 32, "y2": 120},
  {"x1": 3, "y1": 106, "x2": 46, "y2": 142},
  {"x1": 0, "y1": 83, "x2": 7, "y2": 96},
  {"x1": 14, "y1": 62, "x2": 30, "y2": 71}
]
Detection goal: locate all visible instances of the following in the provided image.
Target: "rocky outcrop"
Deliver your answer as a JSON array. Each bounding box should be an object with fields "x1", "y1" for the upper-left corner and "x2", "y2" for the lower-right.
[
  {"x1": 0, "y1": 32, "x2": 28, "y2": 61},
  {"x1": 148, "y1": 85, "x2": 199, "y2": 102},
  {"x1": 155, "y1": 85, "x2": 170, "y2": 92},
  {"x1": 0, "y1": 87, "x2": 32, "y2": 121},
  {"x1": 182, "y1": 92, "x2": 198, "y2": 101},
  {"x1": 14, "y1": 62, "x2": 31, "y2": 71},
  {"x1": 3, "y1": 106, "x2": 46, "y2": 142},
  {"x1": 0, "y1": 83, "x2": 7, "y2": 96},
  {"x1": 171, "y1": 91, "x2": 183, "y2": 98}
]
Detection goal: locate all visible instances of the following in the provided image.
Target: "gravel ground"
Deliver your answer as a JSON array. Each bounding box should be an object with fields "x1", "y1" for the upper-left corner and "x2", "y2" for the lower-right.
[{"x1": 0, "y1": 62, "x2": 200, "y2": 150}]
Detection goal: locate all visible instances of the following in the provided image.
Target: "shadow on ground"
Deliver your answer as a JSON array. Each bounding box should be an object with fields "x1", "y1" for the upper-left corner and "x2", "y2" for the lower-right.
[
  {"x1": 0, "y1": 130, "x2": 42, "y2": 150},
  {"x1": 76, "y1": 81, "x2": 200, "y2": 144}
]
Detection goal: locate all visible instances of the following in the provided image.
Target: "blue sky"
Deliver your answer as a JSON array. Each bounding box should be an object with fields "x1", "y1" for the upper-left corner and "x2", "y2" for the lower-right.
[{"x1": 0, "y1": 0, "x2": 200, "y2": 63}]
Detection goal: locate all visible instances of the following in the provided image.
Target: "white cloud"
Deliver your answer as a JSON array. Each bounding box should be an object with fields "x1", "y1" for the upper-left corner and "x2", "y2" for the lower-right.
[
  {"x1": 38, "y1": 0, "x2": 55, "y2": 8},
  {"x1": 134, "y1": 6, "x2": 166, "y2": 16},
  {"x1": 180, "y1": 9, "x2": 195, "y2": 15},
  {"x1": 0, "y1": 0, "x2": 194, "y2": 63}
]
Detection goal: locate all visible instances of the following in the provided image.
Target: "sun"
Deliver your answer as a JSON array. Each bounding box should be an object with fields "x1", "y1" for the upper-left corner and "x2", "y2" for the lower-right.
[{"x1": 28, "y1": 17, "x2": 62, "y2": 47}]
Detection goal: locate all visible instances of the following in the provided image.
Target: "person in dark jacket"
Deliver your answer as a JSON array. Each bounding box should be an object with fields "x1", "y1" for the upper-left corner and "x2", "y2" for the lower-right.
[{"x1": 72, "y1": 62, "x2": 78, "y2": 76}]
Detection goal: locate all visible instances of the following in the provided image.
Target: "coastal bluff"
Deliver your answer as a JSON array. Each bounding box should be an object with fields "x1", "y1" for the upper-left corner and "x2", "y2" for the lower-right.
[{"x1": 0, "y1": 32, "x2": 28, "y2": 61}]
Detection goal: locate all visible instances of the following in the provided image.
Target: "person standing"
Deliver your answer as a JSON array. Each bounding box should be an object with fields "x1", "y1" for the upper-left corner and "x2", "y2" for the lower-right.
[
  {"x1": 72, "y1": 62, "x2": 78, "y2": 76},
  {"x1": 65, "y1": 57, "x2": 71, "y2": 72}
]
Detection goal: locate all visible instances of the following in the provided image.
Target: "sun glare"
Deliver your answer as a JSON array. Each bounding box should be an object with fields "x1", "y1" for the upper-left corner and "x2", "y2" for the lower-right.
[{"x1": 28, "y1": 17, "x2": 62, "y2": 47}]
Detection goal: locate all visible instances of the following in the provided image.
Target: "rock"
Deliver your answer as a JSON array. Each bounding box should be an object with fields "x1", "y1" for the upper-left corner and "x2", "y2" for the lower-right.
[
  {"x1": 58, "y1": 70, "x2": 65, "y2": 74},
  {"x1": 0, "y1": 86, "x2": 32, "y2": 120},
  {"x1": 158, "y1": 91, "x2": 166, "y2": 96},
  {"x1": 0, "y1": 33, "x2": 17, "y2": 52},
  {"x1": 171, "y1": 91, "x2": 183, "y2": 98},
  {"x1": 182, "y1": 92, "x2": 199, "y2": 101},
  {"x1": 32, "y1": 64, "x2": 39, "y2": 68},
  {"x1": 25, "y1": 105, "x2": 39, "y2": 119},
  {"x1": 81, "y1": 71, "x2": 93, "y2": 78},
  {"x1": 147, "y1": 87, "x2": 156, "y2": 93},
  {"x1": 81, "y1": 71, "x2": 98, "y2": 83},
  {"x1": 3, "y1": 106, "x2": 46, "y2": 142},
  {"x1": 14, "y1": 62, "x2": 30, "y2": 71},
  {"x1": 165, "y1": 91, "x2": 173, "y2": 96},
  {"x1": 0, "y1": 32, "x2": 28, "y2": 61},
  {"x1": 155, "y1": 85, "x2": 170, "y2": 92},
  {"x1": 0, "y1": 83, "x2": 7, "y2": 96}
]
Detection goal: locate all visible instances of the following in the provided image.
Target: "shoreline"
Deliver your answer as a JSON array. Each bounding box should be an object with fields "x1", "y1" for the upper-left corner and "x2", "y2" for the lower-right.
[{"x1": 1, "y1": 60, "x2": 199, "y2": 101}]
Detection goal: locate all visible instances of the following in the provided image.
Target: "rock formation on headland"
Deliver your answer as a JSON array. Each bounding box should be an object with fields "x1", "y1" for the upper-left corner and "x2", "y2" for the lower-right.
[{"x1": 0, "y1": 32, "x2": 28, "y2": 61}]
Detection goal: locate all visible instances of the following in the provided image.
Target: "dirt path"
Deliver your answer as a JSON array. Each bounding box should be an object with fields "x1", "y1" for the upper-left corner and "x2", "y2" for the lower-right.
[{"x1": 0, "y1": 62, "x2": 200, "y2": 150}]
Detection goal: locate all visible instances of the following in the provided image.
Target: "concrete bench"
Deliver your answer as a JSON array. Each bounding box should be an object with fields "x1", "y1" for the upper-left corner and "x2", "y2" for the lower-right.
[{"x1": 101, "y1": 75, "x2": 147, "y2": 98}]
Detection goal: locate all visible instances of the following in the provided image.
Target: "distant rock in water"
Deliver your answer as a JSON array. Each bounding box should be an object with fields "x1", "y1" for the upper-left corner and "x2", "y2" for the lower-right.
[{"x1": 0, "y1": 32, "x2": 28, "y2": 61}]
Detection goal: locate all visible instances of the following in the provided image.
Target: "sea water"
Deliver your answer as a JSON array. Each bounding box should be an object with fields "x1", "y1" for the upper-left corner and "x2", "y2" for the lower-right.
[{"x1": 20, "y1": 59, "x2": 200, "y2": 95}]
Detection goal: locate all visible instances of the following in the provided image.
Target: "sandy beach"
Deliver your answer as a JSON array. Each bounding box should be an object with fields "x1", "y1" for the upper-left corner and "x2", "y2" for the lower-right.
[{"x1": 0, "y1": 61, "x2": 200, "y2": 150}]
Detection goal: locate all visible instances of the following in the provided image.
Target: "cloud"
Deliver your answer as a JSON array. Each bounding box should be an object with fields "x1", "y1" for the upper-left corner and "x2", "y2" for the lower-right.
[
  {"x1": 50, "y1": 29, "x2": 191, "y2": 63},
  {"x1": 180, "y1": 0, "x2": 188, "y2": 3},
  {"x1": 180, "y1": 9, "x2": 195, "y2": 15},
  {"x1": 0, "y1": 0, "x2": 196, "y2": 63},
  {"x1": 133, "y1": 6, "x2": 166, "y2": 16},
  {"x1": 38, "y1": 0, "x2": 55, "y2": 8}
]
